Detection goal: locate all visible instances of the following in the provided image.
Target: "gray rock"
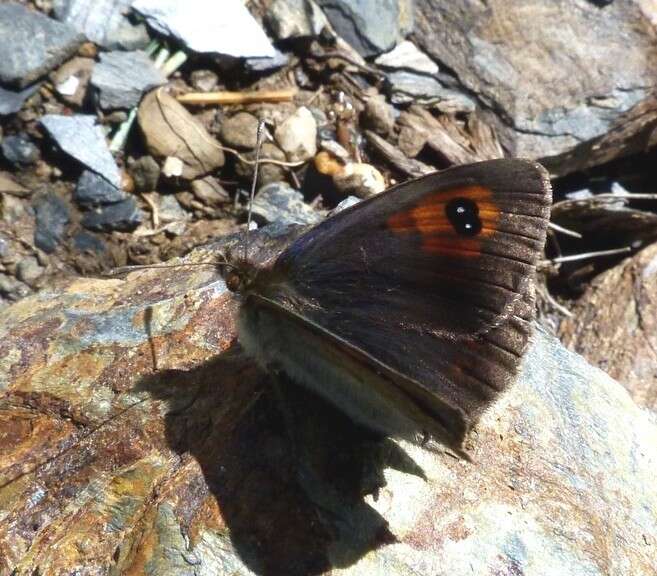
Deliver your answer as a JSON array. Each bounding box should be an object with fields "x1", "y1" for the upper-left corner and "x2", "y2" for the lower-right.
[
  {"x1": 316, "y1": 0, "x2": 414, "y2": 57},
  {"x1": 129, "y1": 155, "x2": 160, "y2": 192},
  {"x1": 220, "y1": 112, "x2": 260, "y2": 150},
  {"x1": 375, "y1": 40, "x2": 438, "y2": 75},
  {"x1": 74, "y1": 170, "x2": 126, "y2": 206},
  {"x1": 386, "y1": 71, "x2": 476, "y2": 111},
  {"x1": 274, "y1": 106, "x2": 318, "y2": 162},
  {"x1": 244, "y1": 50, "x2": 290, "y2": 74},
  {"x1": 0, "y1": 3, "x2": 84, "y2": 88},
  {"x1": 53, "y1": 0, "x2": 150, "y2": 49},
  {"x1": 40, "y1": 114, "x2": 122, "y2": 187},
  {"x1": 331, "y1": 195, "x2": 361, "y2": 214},
  {"x1": 157, "y1": 194, "x2": 187, "y2": 224},
  {"x1": 91, "y1": 51, "x2": 166, "y2": 110},
  {"x1": 191, "y1": 176, "x2": 229, "y2": 207},
  {"x1": 81, "y1": 197, "x2": 143, "y2": 231},
  {"x1": 0, "y1": 83, "x2": 40, "y2": 116},
  {"x1": 413, "y1": 0, "x2": 657, "y2": 158},
  {"x1": 361, "y1": 94, "x2": 396, "y2": 136},
  {"x1": 33, "y1": 193, "x2": 71, "y2": 253},
  {"x1": 132, "y1": 0, "x2": 276, "y2": 57},
  {"x1": 1, "y1": 134, "x2": 40, "y2": 166},
  {"x1": 0, "y1": 273, "x2": 30, "y2": 301},
  {"x1": 16, "y1": 256, "x2": 44, "y2": 287},
  {"x1": 73, "y1": 230, "x2": 107, "y2": 253},
  {"x1": 266, "y1": 0, "x2": 329, "y2": 40},
  {"x1": 189, "y1": 70, "x2": 218, "y2": 92},
  {"x1": 252, "y1": 182, "x2": 322, "y2": 225}
]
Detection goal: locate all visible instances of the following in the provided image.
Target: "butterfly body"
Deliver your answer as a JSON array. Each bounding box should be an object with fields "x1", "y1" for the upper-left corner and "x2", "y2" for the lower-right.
[{"x1": 227, "y1": 159, "x2": 552, "y2": 455}]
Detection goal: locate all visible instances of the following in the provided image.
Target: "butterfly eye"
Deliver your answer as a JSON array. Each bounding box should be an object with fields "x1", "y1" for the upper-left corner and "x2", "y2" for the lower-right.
[{"x1": 445, "y1": 197, "x2": 482, "y2": 236}]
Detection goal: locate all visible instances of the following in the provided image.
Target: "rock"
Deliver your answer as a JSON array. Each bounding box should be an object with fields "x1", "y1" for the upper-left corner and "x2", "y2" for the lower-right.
[
  {"x1": 15, "y1": 256, "x2": 44, "y2": 287},
  {"x1": 191, "y1": 176, "x2": 230, "y2": 207},
  {"x1": 244, "y1": 50, "x2": 290, "y2": 74},
  {"x1": 385, "y1": 71, "x2": 476, "y2": 110},
  {"x1": 361, "y1": 94, "x2": 396, "y2": 136},
  {"x1": 73, "y1": 230, "x2": 107, "y2": 253},
  {"x1": 0, "y1": 273, "x2": 30, "y2": 301},
  {"x1": 33, "y1": 192, "x2": 70, "y2": 253},
  {"x1": 375, "y1": 40, "x2": 438, "y2": 75},
  {"x1": 81, "y1": 196, "x2": 143, "y2": 231},
  {"x1": 266, "y1": 0, "x2": 329, "y2": 40},
  {"x1": 51, "y1": 57, "x2": 95, "y2": 107},
  {"x1": 0, "y1": 3, "x2": 84, "y2": 88},
  {"x1": 1, "y1": 133, "x2": 40, "y2": 166},
  {"x1": 220, "y1": 112, "x2": 260, "y2": 149},
  {"x1": 316, "y1": 0, "x2": 414, "y2": 57},
  {"x1": 274, "y1": 106, "x2": 317, "y2": 162},
  {"x1": 331, "y1": 195, "x2": 361, "y2": 214},
  {"x1": 333, "y1": 162, "x2": 386, "y2": 198},
  {"x1": 132, "y1": 0, "x2": 276, "y2": 58},
  {"x1": 0, "y1": 171, "x2": 30, "y2": 198},
  {"x1": 189, "y1": 69, "x2": 218, "y2": 92},
  {"x1": 155, "y1": 193, "x2": 187, "y2": 224},
  {"x1": 91, "y1": 50, "x2": 166, "y2": 110},
  {"x1": 0, "y1": 224, "x2": 656, "y2": 575},
  {"x1": 40, "y1": 114, "x2": 122, "y2": 187},
  {"x1": 138, "y1": 90, "x2": 225, "y2": 180},
  {"x1": 128, "y1": 155, "x2": 160, "y2": 192},
  {"x1": 559, "y1": 242, "x2": 657, "y2": 412},
  {"x1": 413, "y1": 0, "x2": 657, "y2": 158},
  {"x1": 74, "y1": 170, "x2": 126, "y2": 206},
  {"x1": 252, "y1": 182, "x2": 322, "y2": 225},
  {"x1": 0, "y1": 83, "x2": 40, "y2": 116},
  {"x1": 53, "y1": 0, "x2": 150, "y2": 49},
  {"x1": 236, "y1": 142, "x2": 288, "y2": 186}
]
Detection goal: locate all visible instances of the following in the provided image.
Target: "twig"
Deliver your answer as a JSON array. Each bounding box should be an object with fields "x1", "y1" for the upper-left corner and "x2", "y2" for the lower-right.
[{"x1": 177, "y1": 88, "x2": 298, "y2": 106}]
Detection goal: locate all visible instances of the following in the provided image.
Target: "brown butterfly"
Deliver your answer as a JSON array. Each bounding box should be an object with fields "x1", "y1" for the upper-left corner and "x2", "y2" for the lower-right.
[{"x1": 224, "y1": 159, "x2": 552, "y2": 457}]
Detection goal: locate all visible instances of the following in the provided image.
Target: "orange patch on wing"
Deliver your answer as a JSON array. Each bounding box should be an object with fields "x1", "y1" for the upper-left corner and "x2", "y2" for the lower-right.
[{"x1": 386, "y1": 185, "x2": 500, "y2": 257}]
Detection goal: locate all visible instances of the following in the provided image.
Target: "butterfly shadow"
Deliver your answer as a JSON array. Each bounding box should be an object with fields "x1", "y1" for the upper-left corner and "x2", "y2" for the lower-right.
[{"x1": 137, "y1": 344, "x2": 427, "y2": 576}]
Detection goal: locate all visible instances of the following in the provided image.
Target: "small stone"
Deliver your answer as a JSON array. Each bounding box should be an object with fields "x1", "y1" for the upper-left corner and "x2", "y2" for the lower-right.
[
  {"x1": 0, "y1": 83, "x2": 41, "y2": 116},
  {"x1": 331, "y1": 195, "x2": 361, "y2": 214},
  {"x1": 156, "y1": 194, "x2": 187, "y2": 224},
  {"x1": 129, "y1": 155, "x2": 160, "y2": 192},
  {"x1": 33, "y1": 192, "x2": 71, "y2": 253},
  {"x1": 385, "y1": 71, "x2": 476, "y2": 111},
  {"x1": 40, "y1": 114, "x2": 122, "y2": 187},
  {"x1": 1, "y1": 134, "x2": 40, "y2": 166},
  {"x1": 375, "y1": 41, "x2": 439, "y2": 75},
  {"x1": 0, "y1": 3, "x2": 84, "y2": 88},
  {"x1": 220, "y1": 112, "x2": 260, "y2": 149},
  {"x1": 91, "y1": 51, "x2": 166, "y2": 110},
  {"x1": 235, "y1": 142, "x2": 288, "y2": 186},
  {"x1": 191, "y1": 176, "x2": 230, "y2": 207},
  {"x1": 0, "y1": 171, "x2": 30, "y2": 197},
  {"x1": 53, "y1": 0, "x2": 150, "y2": 49},
  {"x1": 333, "y1": 162, "x2": 386, "y2": 198},
  {"x1": 244, "y1": 50, "x2": 290, "y2": 74},
  {"x1": 361, "y1": 95, "x2": 396, "y2": 135},
  {"x1": 266, "y1": 0, "x2": 329, "y2": 40},
  {"x1": 190, "y1": 70, "x2": 218, "y2": 92},
  {"x1": 0, "y1": 274, "x2": 30, "y2": 301},
  {"x1": 132, "y1": 0, "x2": 276, "y2": 58},
  {"x1": 73, "y1": 230, "x2": 107, "y2": 253},
  {"x1": 252, "y1": 182, "x2": 322, "y2": 225},
  {"x1": 162, "y1": 156, "x2": 184, "y2": 178},
  {"x1": 74, "y1": 170, "x2": 126, "y2": 206},
  {"x1": 51, "y1": 57, "x2": 95, "y2": 107},
  {"x1": 274, "y1": 107, "x2": 317, "y2": 162},
  {"x1": 16, "y1": 256, "x2": 44, "y2": 287},
  {"x1": 81, "y1": 197, "x2": 143, "y2": 231}
]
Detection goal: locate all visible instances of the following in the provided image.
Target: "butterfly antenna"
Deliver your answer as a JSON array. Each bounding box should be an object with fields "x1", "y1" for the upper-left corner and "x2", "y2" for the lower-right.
[{"x1": 244, "y1": 120, "x2": 267, "y2": 261}]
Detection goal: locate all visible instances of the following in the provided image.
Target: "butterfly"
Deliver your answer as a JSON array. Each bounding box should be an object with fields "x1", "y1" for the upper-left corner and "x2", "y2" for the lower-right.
[{"x1": 224, "y1": 159, "x2": 552, "y2": 458}]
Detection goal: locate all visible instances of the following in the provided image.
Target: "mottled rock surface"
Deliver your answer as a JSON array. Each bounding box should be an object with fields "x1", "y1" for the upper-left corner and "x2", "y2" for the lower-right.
[
  {"x1": 0, "y1": 227, "x2": 656, "y2": 575},
  {"x1": 413, "y1": 0, "x2": 657, "y2": 159}
]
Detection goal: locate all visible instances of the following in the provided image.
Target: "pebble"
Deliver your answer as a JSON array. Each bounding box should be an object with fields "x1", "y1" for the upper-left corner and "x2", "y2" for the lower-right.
[
  {"x1": 129, "y1": 155, "x2": 161, "y2": 192},
  {"x1": 81, "y1": 197, "x2": 144, "y2": 231},
  {"x1": 190, "y1": 70, "x2": 219, "y2": 92},
  {"x1": 73, "y1": 230, "x2": 107, "y2": 253},
  {"x1": 331, "y1": 195, "x2": 361, "y2": 214},
  {"x1": 244, "y1": 50, "x2": 290, "y2": 74},
  {"x1": 252, "y1": 182, "x2": 322, "y2": 226},
  {"x1": 156, "y1": 194, "x2": 188, "y2": 224},
  {"x1": 74, "y1": 170, "x2": 126, "y2": 206},
  {"x1": 51, "y1": 57, "x2": 95, "y2": 107},
  {"x1": 220, "y1": 112, "x2": 260, "y2": 149},
  {"x1": 1, "y1": 134, "x2": 40, "y2": 166},
  {"x1": 0, "y1": 83, "x2": 41, "y2": 116},
  {"x1": 266, "y1": 0, "x2": 328, "y2": 40},
  {"x1": 40, "y1": 114, "x2": 122, "y2": 187},
  {"x1": 33, "y1": 192, "x2": 71, "y2": 253},
  {"x1": 91, "y1": 50, "x2": 166, "y2": 110},
  {"x1": 0, "y1": 274, "x2": 30, "y2": 301},
  {"x1": 385, "y1": 71, "x2": 476, "y2": 111},
  {"x1": 191, "y1": 176, "x2": 230, "y2": 207},
  {"x1": 133, "y1": 0, "x2": 276, "y2": 58},
  {"x1": 361, "y1": 95, "x2": 396, "y2": 135},
  {"x1": 0, "y1": 2, "x2": 84, "y2": 88},
  {"x1": 52, "y1": 0, "x2": 150, "y2": 49},
  {"x1": 235, "y1": 142, "x2": 288, "y2": 186},
  {"x1": 274, "y1": 107, "x2": 317, "y2": 162},
  {"x1": 16, "y1": 256, "x2": 44, "y2": 287},
  {"x1": 375, "y1": 41, "x2": 439, "y2": 75}
]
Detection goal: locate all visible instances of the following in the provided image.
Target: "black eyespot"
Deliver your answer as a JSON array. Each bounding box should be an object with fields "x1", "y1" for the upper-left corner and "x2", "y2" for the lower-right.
[{"x1": 445, "y1": 197, "x2": 482, "y2": 236}]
